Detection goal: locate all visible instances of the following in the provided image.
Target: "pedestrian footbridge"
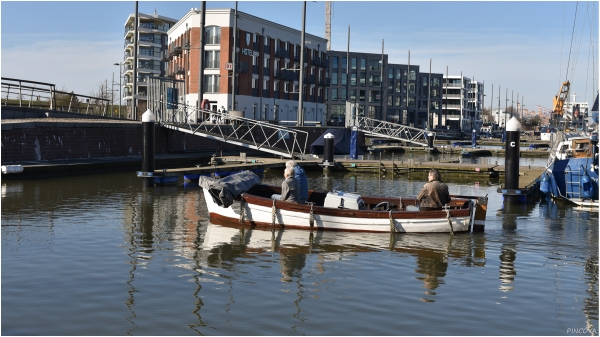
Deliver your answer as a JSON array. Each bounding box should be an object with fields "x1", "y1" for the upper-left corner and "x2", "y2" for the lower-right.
[
  {"x1": 355, "y1": 117, "x2": 433, "y2": 147},
  {"x1": 156, "y1": 104, "x2": 310, "y2": 159},
  {"x1": 153, "y1": 101, "x2": 433, "y2": 159}
]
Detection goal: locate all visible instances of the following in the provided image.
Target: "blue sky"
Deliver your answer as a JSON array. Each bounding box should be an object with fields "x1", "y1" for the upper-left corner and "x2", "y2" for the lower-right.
[{"x1": 2, "y1": 1, "x2": 598, "y2": 111}]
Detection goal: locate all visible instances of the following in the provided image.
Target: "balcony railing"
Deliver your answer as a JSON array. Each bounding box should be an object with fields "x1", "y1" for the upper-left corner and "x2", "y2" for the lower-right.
[
  {"x1": 204, "y1": 84, "x2": 219, "y2": 94},
  {"x1": 205, "y1": 35, "x2": 220, "y2": 45}
]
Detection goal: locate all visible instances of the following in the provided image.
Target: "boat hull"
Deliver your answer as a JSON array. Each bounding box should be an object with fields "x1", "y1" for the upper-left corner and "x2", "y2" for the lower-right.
[
  {"x1": 202, "y1": 188, "x2": 483, "y2": 233},
  {"x1": 542, "y1": 156, "x2": 599, "y2": 208}
]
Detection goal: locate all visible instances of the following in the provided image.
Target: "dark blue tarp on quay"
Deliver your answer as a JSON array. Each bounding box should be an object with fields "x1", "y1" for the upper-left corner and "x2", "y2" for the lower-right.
[{"x1": 310, "y1": 129, "x2": 364, "y2": 155}]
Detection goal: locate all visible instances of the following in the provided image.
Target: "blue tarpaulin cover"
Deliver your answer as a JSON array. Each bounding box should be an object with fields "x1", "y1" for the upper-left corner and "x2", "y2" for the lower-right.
[{"x1": 310, "y1": 129, "x2": 364, "y2": 155}]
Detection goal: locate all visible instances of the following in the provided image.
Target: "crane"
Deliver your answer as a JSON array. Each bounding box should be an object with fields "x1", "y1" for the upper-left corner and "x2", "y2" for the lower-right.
[{"x1": 552, "y1": 80, "x2": 570, "y2": 121}]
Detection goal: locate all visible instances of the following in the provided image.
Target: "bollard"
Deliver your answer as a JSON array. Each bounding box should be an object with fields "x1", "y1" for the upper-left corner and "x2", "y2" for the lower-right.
[
  {"x1": 350, "y1": 126, "x2": 358, "y2": 160},
  {"x1": 427, "y1": 132, "x2": 434, "y2": 149},
  {"x1": 504, "y1": 117, "x2": 521, "y2": 204},
  {"x1": 323, "y1": 133, "x2": 334, "y2": 164},
  {"x1": 142, "y1": 109, "x2": 155, "y2": 187}
]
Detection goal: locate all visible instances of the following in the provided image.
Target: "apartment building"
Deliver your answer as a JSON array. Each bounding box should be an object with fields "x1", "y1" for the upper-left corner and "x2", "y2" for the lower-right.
[
  {"x1": 442, "y1": 76, "x2": 484, "y2": 132},
  {"x1": 122, "y1": 11, "x2": 178, "y2": 118},
  {"x1": 326, "y1": 50, "x2": 443, "y2": 129},
  {"x1": 166, "y1": 8, "x2": 328, "y2": 124}
]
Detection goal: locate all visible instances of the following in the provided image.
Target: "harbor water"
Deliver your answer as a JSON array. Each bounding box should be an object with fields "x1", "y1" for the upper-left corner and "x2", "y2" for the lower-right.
[{"x1": 1, "y1": 154, "x2": 597, "y2": 335}]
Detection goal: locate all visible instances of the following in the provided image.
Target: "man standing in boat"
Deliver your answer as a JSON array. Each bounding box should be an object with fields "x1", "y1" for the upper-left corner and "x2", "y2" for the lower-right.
[
  {"x1": 417, "y1": 169, "x2": 451, "y2": 210},
  {"x1": 286, "y1": 160, "x2": 308, "y2": 203}
]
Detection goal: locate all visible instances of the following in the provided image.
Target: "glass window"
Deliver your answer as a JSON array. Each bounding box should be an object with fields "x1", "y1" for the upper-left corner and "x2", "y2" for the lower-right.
[
  {"x1": 332, "y1": 56, "x2": 338, "y2": 70},
  {"x1": 350, "y1": 89, "x2": 356, "y2": 100},
  {"x1": 331, "y1": 88, "x2": 338, "y2": 100},
  {"x1": 359, "y1": 72, "x2": 366, "y2": 86},
  {"x1": 369, "y1": 59, "x2": 380, "y2": 71},
  {"x1": 350, "y1": 73, "x2": 357, "y2": 86},
  {"x1": 360, "y1": 58, "x2": 366, "y2": 70},
  {"x1": 388, "y1": 69, "x2": 394, "y2": 79},
  {"x1": 351, "y1": 57, "x2": 357, "y2": 70},
  {"x1": 396, "y1": 69, "x2": 403, "y2": 80},
  {"x1": 331, "y1": 74, "x2": 338, "y2": 85},
  {"x1": 341, "y1": 57, "x2": 347, "y2": 72},
  {"x1": 359, "y1": 90, "x2": 366, "y2": 102},
  {"x1": 341, "y1": 73, "x2": 347, "y2": 85},
  {"x1": 341, "y1": 88, "x2": 347, "y2": 100}
]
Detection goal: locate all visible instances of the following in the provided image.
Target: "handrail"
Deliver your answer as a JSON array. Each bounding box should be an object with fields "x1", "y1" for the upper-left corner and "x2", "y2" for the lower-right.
[
  {"x1": 1, "y1": 77, "x2": 113, "y2": 117},
  {"x1": 156, "y1": 102, "x2": 309, "y2": 159},
  {"x1": 356, "y1": 116, "x2": 435, "y2": 147}
]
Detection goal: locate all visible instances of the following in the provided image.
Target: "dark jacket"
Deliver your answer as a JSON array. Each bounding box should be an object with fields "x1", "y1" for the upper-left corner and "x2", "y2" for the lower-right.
[
  {"x1": 293, "y1": 165, "x2": 308, "y2": 203},
  {"x1": 281, "y1": 176, "x2": 300, "y2": 203},
  {"x1": 417, "y1": 180, "x2": 451, "y2": 210}
]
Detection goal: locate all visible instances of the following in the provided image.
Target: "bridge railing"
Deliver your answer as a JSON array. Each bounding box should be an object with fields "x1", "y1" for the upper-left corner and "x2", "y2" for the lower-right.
[
  {"x1": 155, "y1": 101, "x2": 310, "y2": 159},
  {"x1": 1, "y1": 77, "x2": 113, "y2": 117},
  {"x1": 357, "y1": 116, "x2": 436, "y2": 146}
]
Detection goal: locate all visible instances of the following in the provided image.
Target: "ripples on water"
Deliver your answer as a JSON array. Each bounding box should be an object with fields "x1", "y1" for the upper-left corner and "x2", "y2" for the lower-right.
[{"x1": 1, "y1": 160, "x2": 597, "y2": 335}]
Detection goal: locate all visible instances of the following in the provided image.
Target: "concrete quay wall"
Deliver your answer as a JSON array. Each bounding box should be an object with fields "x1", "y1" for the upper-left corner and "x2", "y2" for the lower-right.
[{"x1": 1, "y1": 118, "x2": 339, "y2": 165}]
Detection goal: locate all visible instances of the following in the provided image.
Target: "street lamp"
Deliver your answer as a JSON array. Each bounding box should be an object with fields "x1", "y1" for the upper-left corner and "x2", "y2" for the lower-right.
[{"x1": 114, "y1": 62, "x2": 122, "y2": 118}]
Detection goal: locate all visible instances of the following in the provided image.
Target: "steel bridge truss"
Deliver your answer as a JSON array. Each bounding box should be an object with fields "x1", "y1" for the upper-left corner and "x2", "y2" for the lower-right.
[
  {"x1": 357, "y1": 117, "x2": 435, "y2": 147},
  {"x1": 147, "y1": 77, "x2": 308, "y2": 159},
  {"x1": 158, "y1": 103, "x2": 309, "y2": 159}
]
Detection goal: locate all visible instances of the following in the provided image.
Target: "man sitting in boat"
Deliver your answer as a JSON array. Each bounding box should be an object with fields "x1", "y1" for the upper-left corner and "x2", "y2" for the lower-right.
[
  {"x1": 417, "y1": 169, "x2": 451, "y2": 211},
  {"x1": 272, "y1": 166, "x2": 301, "y2": 203},
  {"x1": 286, "y1": 160, "x2": 308, "y2": 203}
]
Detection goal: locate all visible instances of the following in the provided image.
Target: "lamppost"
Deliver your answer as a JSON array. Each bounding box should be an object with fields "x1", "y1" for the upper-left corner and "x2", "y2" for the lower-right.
[{"x1": 114, "y1": 62, "x2": 122, "y2": 118}]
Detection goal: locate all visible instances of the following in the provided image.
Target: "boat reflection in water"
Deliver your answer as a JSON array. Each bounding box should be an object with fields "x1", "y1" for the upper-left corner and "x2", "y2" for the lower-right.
[{"x1": 200, "y1": 220, "x2": 486, "y2": 302}]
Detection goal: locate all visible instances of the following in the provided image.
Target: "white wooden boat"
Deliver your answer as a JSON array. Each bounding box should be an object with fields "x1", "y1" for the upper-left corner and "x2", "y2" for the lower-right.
[{"x1": 199, "y1": 171, "x2": 488, "y2": 233}]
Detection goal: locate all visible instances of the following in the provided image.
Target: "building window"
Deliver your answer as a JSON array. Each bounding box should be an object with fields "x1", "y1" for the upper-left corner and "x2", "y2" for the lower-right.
[
  {"x1": 369, "y1": 59, "x2": 380, "y2": 71},
  {"x1": 205, "y1": 50, "x2": 220, "y2": 69},
  {"x1": 351, "y1": 73, "x2": 357, "y2": 86},
  {"x1": 331, "y1": 74, "x2": 338, "y2": 86},
  {"x1": 351, "y1": 57, "x2": 357, "y2": 70},
  {"x1": 359, "y1": 72, "x2": 366, "y2": 86},
  {"x1": 341, "y1": 88, "x2": 347, "y2": 100},
  {"x1": 341, "y1": 73, "x2": 347, "y2": 85},
  {"x1": 359, "y1": 90, "x2": 366, "y2": 102},
  {"x1": 205, "y1": 26, "x2": 221, "y2": 45},
  {"x1": 204, "y1": 75, "x2": 220, "y2": 93},
  {"x1": 341, "y1": 57, "x2": 347, "y2": 72},
  {"x1": 360, "y1": 58, "x2": 366, "y2": 70},
  {"x1": 350, "y1": 89, "x2": 356, "y2": 100},
  {"x1": 332, "y1": 88, "x2": 338, "y2": 100},
  {"x1": 332, "y1": 56, "x2": 338, "y2": 70},
  {"x1": 388, "y1": 69, "x2": 394, "y2": 79}
]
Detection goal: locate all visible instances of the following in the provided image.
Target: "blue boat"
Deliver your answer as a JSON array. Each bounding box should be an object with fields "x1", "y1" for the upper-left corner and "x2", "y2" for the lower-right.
[{"x1": 540, "y1": 94, "x2": 599, "y2": 208}]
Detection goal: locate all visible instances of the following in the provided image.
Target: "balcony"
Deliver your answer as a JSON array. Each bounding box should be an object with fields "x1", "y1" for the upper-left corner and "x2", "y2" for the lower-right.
[{"x1": 171, "y1": 46, "x2": 182, "y2": 57}]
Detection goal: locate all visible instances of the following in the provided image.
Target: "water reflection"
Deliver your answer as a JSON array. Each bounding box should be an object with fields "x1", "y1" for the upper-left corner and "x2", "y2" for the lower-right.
[{"x1": 201, "y1": 221, "x2": 486, "y2": 305}]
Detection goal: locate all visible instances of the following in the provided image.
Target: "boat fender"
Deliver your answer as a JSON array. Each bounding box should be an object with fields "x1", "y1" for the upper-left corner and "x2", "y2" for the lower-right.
[
  {"x1": 581, "y1": 174, "x2": 594, "y2": 199},
  {"x1": 540, "y1": 174, "x2": 551, "y2": 195},
  {"x1": 1, "y1": 165, "x2": 23, "y2": 174}
]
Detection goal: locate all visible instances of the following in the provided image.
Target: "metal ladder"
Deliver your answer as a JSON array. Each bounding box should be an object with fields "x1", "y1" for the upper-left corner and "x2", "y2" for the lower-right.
[{"x1": 563, "y1": 164, "x2": 585, "y2": 198}]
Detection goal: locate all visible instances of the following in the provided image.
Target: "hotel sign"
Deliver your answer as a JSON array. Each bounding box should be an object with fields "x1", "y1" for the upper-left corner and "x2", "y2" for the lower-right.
[{"x1": 241, "y1": 48, "x2": 253, "y2": 56}]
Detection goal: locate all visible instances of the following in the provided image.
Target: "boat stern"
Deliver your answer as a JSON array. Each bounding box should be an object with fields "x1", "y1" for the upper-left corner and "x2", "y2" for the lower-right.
[{"x1": 471, "y1": 195, "x2": 488, "y2": 233}]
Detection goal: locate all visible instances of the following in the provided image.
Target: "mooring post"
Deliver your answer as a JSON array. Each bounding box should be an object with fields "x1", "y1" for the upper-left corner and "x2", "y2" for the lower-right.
[
  {"x1": 142, "y1": 109, "x2": 155, "y2": 187},
  {"x1": 504, "y1": 117, "x2": 521, "y2": 204}
]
